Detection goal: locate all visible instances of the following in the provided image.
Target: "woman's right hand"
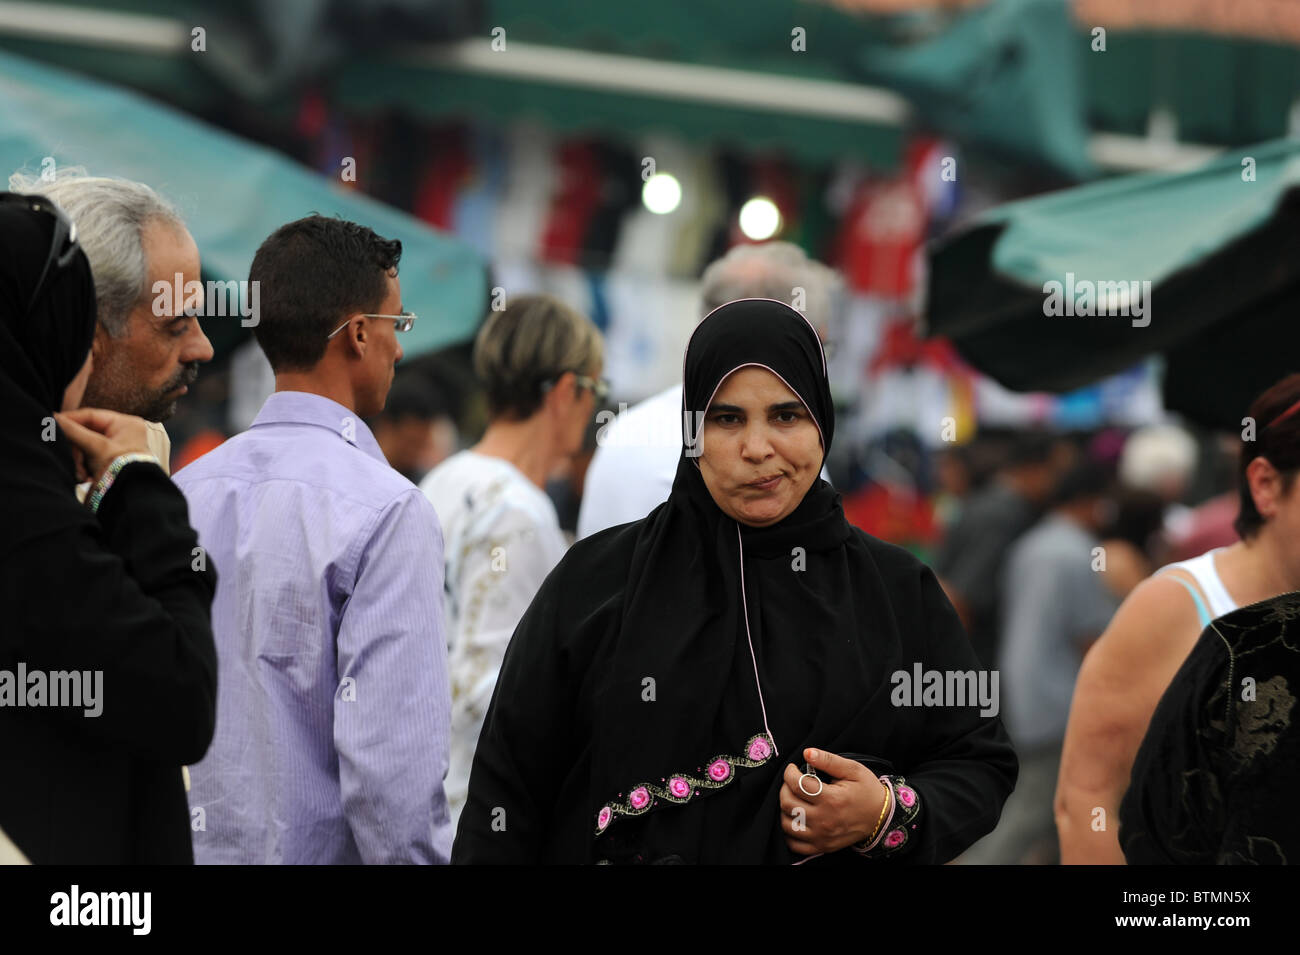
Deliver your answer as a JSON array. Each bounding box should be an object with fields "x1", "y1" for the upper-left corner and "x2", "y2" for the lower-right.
[{"x1": 53, "y1": 407, "x2": 155, "y2": 484}]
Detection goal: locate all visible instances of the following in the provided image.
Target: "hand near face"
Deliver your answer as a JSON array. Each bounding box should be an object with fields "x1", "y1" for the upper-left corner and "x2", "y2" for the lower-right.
[
  {"x1": 778, "y1": 748, "x2": 889, "y2": 856},
  {"x1": 53, "y1": 407, "x2": 155, "y2": 484}
]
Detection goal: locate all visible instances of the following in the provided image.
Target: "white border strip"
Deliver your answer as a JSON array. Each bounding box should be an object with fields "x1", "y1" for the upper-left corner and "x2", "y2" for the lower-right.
[
  {"x1": 405, "y1": 38, "x2": 912, "y2": 126},
  {"x1": 1088, "y1": 131, "x2": 1222, "y2": 172},
  {"x1": 0, "y1": 1, "x2": 185, "y2": 53}
]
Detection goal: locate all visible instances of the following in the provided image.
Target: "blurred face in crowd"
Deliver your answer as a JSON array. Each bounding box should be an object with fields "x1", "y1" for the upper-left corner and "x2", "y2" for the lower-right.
[
  {"x1": 699, "y1": 366, "x2": 823, "y2": 527},
  {"x1": 936, "y1": 449, "x2": 971, "y2": 498},
  {"x1": 62, "y1": 349, "x2": 94, "y2": 412},
  {"x1": 375, "y1": 414, "x2": 448, "y2": 483},
  {"x1": 355, "y1": 271, "x2": 405, "y2": 419},
  {"x1": 82, "y1": 219, "x2": 213, "y2": 421},
  {"x1": 1016, "y1": 459, "x2": 1060, "y2": 505},
  {"x1": 567, "y1": 367, "x2": 602, "y2": 455},
  {"x1": 1070, "y1": 493, "x2": 1115, "y2": 534},
  {"x1": 543, "y1": 367, "x2": 601, "y2": 459}
]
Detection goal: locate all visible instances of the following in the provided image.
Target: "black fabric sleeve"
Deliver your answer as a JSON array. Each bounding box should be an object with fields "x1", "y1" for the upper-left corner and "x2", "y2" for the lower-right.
[
  {"x1": 4, "y1": 462, "x2": 218, "y2": 765},
  {"x1": 895, "y1": 564, "x2": 1020, "y2": 864},
  {"x1": 451, "y1": 560, "x2": 572, "y2": 864},
  {"x1": 1119, "y1": 632, "x2": 1224, "y2": 865}
]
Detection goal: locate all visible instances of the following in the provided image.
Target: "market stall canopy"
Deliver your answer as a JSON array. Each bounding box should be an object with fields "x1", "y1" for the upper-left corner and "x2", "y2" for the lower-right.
[
  {"x1": 0, "y1": 47, "x2": 487, "y2": 358},
  {"x1": 925, "y1": 137, "x2": 1300, "y2": 430},
  {"x1": 0, "y1": 0, "x2": 1105, "y2": 175}
]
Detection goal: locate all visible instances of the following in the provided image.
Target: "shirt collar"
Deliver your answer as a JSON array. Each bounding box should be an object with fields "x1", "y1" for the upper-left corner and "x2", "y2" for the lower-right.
[{"x1": 250, "y1": 391, "x2": 388, "y2": 465}]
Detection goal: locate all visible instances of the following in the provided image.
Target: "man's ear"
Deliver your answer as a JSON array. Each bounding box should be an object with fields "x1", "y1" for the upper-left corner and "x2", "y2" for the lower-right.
[
  {"x1": 345, "y1": 319, "x2": 368, "y2": 358},
  {"x1": 90, "y1": 322, "x2": 113, "y2": 360}
]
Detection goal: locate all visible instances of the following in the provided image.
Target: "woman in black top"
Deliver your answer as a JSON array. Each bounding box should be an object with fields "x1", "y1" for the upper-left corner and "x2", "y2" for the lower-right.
[
  {"x1": 453, "y1": 298, "x2": 1017, "y2": 864},
  {"x1": 0, "y1": 193, "x2": 218, "y2": 864}
]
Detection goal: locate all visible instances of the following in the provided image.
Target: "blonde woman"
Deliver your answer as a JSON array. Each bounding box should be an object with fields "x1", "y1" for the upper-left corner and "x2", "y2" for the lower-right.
[{"x1": 421, "y1": 294, "x2": 605, "y2": 828}]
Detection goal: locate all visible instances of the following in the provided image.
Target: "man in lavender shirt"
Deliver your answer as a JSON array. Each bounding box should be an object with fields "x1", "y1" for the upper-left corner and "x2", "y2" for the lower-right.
[{"x1": 175, "y1": 216, "x2": 451, "y2": 863}]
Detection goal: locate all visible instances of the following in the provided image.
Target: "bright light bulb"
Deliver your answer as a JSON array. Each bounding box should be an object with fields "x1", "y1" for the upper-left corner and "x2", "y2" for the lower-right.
[
  {"x1": 739, "y1": 197, "x2": 781, "y2": 240},
  {"x1": 642, "y1": 173, "x2": 682, "y2": 215}
]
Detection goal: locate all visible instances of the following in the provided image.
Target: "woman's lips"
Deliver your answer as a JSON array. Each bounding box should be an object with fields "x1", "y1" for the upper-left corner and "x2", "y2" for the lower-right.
[{"x1": 748, "y1": 475, "x2": 782, "y2": 492}]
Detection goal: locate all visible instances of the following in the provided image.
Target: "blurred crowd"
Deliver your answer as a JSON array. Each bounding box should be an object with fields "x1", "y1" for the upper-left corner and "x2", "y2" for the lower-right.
[{"x1": 3, "y1": 166, "x2": 1297, "y2": 867}]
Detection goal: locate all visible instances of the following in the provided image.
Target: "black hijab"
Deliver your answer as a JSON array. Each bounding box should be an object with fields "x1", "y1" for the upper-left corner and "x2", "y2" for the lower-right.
[
  {"x1": 0, "y1": 193, "x2": 98, "y2": 559},
  {"x1": 592, "y1": 298, "x2": 866, "y2": 861}
]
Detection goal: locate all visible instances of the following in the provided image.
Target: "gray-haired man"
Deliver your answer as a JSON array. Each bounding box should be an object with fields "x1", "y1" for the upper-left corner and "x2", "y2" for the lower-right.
[
  {"x1": 577, "y1": 241, "x2": 839, "y2": 539},
  {"x1": 8, "y1": 170, "x2": 214, "y2": 467}
]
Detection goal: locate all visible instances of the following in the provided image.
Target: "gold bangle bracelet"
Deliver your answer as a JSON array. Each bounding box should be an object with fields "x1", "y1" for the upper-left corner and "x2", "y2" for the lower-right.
[{"x1": 865, "y1": 777, "x2": 892, "y2": 844}]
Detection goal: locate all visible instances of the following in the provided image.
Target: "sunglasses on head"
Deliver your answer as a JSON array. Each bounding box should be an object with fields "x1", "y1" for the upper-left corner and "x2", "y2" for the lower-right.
[{"x1": 0, "y1": 192, "x2": 81, "y2": 316}]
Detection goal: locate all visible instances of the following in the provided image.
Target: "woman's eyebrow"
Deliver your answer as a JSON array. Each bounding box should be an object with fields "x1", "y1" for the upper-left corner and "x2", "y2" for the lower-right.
[{"x1": 708, "y1": 401, "x2": 803, "y2": 413}]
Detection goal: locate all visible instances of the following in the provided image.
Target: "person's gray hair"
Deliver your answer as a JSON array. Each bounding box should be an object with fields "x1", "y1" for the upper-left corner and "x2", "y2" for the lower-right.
[
  {"x1": 8, "y1": 167, "x2": 184, "y2": 338},
  {"x1": 699, "y1": 241, "x2": 841, "y2": 332}
]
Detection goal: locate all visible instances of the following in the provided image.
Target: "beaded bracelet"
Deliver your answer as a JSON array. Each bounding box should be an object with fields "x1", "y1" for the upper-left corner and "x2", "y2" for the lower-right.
[
  {"x1": 85, "y1": 453, "x2": 161, "y2": 514},
  {"x1": 853, "y1": 774, "x2": 921, "y2": 857}
]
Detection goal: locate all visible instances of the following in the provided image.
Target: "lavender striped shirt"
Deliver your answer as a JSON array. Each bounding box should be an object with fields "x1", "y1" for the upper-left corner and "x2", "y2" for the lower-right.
[{"x1": 174, "y1": 391, "x2": 452, "y2": 864}]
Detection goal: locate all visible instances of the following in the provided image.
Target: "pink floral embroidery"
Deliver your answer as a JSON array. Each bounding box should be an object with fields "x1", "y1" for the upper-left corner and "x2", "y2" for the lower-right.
[
  {"x1": 897, "y1": 785, "x2": 916, "y2": 808},
  {"x1": 594, "y1": 733, "x2": 776, "y2": 835},
  {"x1": 884, "y1": 828, "x2": 906, "y2": 848}
]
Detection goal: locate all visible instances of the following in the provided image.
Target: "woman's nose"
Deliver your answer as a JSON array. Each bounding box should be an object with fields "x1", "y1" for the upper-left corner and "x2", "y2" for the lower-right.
[{"x1": 740, "y1": 425, "x2": 773, "y2": 460}]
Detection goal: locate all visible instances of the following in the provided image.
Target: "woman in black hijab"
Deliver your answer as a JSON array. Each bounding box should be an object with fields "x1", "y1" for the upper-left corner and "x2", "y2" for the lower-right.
[
  {"x1": 0, "y1": 193, "x2": 218, "y2": 863},
  {"x1": 453, "y1": 298, "x2": 1017, "y2": 864}
]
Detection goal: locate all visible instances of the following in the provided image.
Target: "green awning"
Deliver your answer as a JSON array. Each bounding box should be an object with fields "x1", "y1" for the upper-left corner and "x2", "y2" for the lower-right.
[
  {"x1": 925, "y1": 138, "x2": 1300, "y2": 428},
  {"x1": 338, "y1": 0, "x2": 1090, "y2": 175},
  {"x1": 0, "y1": 0, "x2": 1102, "y2": 175},
  {"x1": 0, "y1": 47, "x2": 486, "y2": 358}
]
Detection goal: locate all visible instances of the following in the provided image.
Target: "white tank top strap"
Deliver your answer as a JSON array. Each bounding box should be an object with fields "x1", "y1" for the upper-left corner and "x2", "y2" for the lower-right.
[{"x1": 1157, "y1": 548, "x2": 1239, "y2": 623}]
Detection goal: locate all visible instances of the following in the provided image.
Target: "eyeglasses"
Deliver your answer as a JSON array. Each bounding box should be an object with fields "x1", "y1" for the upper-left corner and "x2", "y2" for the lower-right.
[
  {"x1": 576, "y1": 374, "x2": 611, "y2": 403},
  {"x1": 0, "y1": 192, "x2": 81, "y2": 315},
  {"x1": 542, "y1": 372, "x2": 610, "y2": 403},
  {"x1": 326, "y1": 312, "x2": 417, "y2": 340}
]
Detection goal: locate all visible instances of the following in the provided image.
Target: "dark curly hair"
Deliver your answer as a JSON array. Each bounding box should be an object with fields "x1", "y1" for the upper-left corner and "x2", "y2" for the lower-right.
[{"x1": 250, "y1": 214, "x2": 401, "y2": 372}]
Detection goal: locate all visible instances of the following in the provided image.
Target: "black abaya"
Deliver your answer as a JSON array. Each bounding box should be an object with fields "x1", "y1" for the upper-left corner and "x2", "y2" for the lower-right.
[{"x1": 453, "y1": 298, "x2": 1017, "y2": 864}]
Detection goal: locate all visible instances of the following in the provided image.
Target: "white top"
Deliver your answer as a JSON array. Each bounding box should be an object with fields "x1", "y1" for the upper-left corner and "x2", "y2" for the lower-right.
[
  {"x1": 419, "y1": 450, "x2": 568, "y2": 827},
  {"x1": 577, "y1": 384, "x2": 832, "y2": 540},
  {"x1": 1157, "y1": 547, "x2": 1239, "y2": 625},
  {"x1": 577, "y1": 385, "x2": 685, "y2": 540}
]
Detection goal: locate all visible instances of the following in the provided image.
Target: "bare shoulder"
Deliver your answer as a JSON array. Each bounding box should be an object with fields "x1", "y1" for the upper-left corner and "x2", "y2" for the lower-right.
[
  {"x1": 1078, "y1": 573, "x2": 1204, "y2": 685},
  {"x1": 1063, "y1": 573, "x2": 1206, "y2": 779}
]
